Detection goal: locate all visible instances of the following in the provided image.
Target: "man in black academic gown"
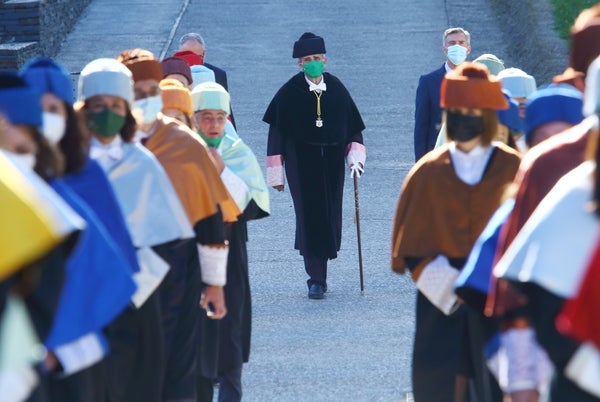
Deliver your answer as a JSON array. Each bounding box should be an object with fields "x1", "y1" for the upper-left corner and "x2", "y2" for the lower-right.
[{"x1": 264, "y1": 32, "x2": 366, "y2": 300}]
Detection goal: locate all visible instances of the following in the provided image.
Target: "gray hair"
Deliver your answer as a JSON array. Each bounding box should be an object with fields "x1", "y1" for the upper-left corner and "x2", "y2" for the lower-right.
[
  {"x1": 443, "y1": 27, "x2": 471, "y2": 45},
  {"x1": 179, "y1": 33, "x2": 205, "y2": 48}
]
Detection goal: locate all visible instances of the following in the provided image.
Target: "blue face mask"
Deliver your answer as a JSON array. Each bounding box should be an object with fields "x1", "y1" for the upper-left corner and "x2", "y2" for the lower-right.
[
  {"x1": 133, "y1": 95, "x2": 163, "y2": 124},
  {"x1": 447, "y1": 45, "x2": 467, "y2": 65}
]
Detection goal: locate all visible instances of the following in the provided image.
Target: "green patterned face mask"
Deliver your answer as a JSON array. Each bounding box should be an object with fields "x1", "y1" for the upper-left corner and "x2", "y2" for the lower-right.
[
  {"x1": 88, "y1": 109, "x2": 125, "y2": 138},
  {"x1": 197, "y1": 130, "x2": 223, "y2": 148},
  {"x1": 303, "y1": 60, "x2": 325, "y2": 78}
]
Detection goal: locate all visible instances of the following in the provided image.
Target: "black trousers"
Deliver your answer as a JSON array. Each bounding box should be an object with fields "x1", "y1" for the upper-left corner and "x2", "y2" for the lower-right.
[{"x1": 303, "y1": 255, "x2": 327, "y2": 288}]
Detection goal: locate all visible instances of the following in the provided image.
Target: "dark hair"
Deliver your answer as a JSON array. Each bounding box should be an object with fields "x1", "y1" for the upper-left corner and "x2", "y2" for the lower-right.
[
  {"x1": 480, "y1": 109, "x2": 499, "y2": 146},
  {"x1": 30, "y1": 126, "x2": 64, "y2": 180},
  {"x1": 59, "y1": 101, "x2": 88, "y2": 174}
]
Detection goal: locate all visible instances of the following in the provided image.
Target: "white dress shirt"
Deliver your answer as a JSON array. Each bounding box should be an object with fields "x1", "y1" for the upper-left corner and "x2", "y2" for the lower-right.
[
  {"x1": 448, "y1": 142, "x2": 495, "y2": 185},
  {"x1": 305, "y1": 75, "x2": 327, "y2": 92}
]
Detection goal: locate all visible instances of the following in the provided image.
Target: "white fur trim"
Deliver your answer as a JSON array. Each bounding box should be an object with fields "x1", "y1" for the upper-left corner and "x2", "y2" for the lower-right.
[
  {"x1": 198, "y1": 244, "x2": 228, "y2": 286},
  {"x1": 54, "y1": 333, "x2": 106, "y2": 376}
]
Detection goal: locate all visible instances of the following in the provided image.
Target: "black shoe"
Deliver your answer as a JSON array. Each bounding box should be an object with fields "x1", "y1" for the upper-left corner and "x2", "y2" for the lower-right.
[{"x1": 308, "y1": 284, "x2": 325, "y2": 299}]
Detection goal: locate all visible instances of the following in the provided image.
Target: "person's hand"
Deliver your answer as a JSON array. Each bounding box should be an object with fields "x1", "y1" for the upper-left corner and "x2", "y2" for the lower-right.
[
  {"x1": 350, "y1": 162, "x2": 364, "y2": 178},
  {"x1": 272, "y1": 185, "x2": 284, "y2": 192},
  {"x1": 200, "y1": 285, "x2": 227, "y2": 319},
  {"x1": 509, "y1": 390, "x2": 539, "y2": 402},
  {"x1": 207, "y1": 147, "x2": 225, "y2": 173}
]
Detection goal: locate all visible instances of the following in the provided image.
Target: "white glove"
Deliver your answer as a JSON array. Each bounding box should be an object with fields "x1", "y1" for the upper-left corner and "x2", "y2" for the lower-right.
[
  {"x1": 501, "y1": 327, "x2": 553, "y2": 393},
  {"x1": 415, "y1": 255, "x2": 460, "y2": 315},
  {"x1": 350, "y1": 164, "x2": 364, "y2": 178}
]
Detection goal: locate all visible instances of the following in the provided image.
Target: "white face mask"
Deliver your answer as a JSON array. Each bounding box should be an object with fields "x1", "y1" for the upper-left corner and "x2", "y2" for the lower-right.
[
  {"x1": 5, "y1": 150, "x2": 36, "y2": 170},
  {"x1": 447, "y1": 44, "x2": 468, "y2": 66},
  {"x1": 42, "y1": 112, "x2": 66, "y2": 145},
  {"x1": 133, "y1": 95, "x2": 163, "y2": 125}
]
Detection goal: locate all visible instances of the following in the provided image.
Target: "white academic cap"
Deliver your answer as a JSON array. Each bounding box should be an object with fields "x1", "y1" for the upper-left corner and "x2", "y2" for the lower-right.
[
  {"x1": 191, "y1": 82, "x2": 230, "y2": 114},
  {"x1": 78, "y1": 58, "x2": 134, "y2": 107},
  {"x1": 498, "y1": 67, "x2": 537, "y2": 98},
  {"x1": 190, "y1": 65, "x2": 216, "y2": 87},
  {"x1": 583, "y1": 55, "x2": 600, "y2": 117}
]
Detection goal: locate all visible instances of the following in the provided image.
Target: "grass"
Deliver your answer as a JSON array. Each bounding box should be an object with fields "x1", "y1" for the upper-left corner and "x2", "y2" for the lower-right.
[{"x1": 550, "y1": 0, "x2": 598, "y2": 38}]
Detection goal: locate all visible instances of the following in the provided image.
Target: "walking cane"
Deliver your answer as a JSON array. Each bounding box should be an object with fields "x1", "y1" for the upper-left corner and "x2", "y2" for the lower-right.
[{"x1": 353, "y1": 173, "x2": 365, "y2": 294}]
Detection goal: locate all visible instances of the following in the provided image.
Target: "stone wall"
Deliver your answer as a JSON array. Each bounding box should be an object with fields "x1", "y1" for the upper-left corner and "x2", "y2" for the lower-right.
[
  {"x1": 487, "y1": 0, "x2": 568, "y2": 85},
  {"x1": 0, "y1": 0, "x2": 91, "y2": 69}
]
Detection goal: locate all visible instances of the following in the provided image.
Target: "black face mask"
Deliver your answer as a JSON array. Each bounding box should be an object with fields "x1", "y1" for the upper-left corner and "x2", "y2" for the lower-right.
[{"x1": 446, "y1": 111, "x2": 484, "y2": 142}]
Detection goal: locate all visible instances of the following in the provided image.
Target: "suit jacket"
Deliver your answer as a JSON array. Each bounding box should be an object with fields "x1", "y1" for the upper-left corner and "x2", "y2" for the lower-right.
[
  {"x1": 204, "y1": 62, "x2": 236, "y2": 128},
  {"x1": 413, "y1": 64, "x2": 446, "y2": 161}
]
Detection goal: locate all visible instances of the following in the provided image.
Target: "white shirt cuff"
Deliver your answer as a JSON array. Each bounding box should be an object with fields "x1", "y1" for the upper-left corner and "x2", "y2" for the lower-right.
[{"x1": 197, "y1": 244, "x2": 228, "y2": 286}]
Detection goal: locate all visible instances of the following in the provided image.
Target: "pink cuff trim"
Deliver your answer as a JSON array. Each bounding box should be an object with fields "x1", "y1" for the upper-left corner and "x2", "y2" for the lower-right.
[
  {"x1": 267, "y1": 154, "x2": 283, "y2": 168},
  {"x1": 346, "y1": 142, "x2": 366, "y2": 168}
]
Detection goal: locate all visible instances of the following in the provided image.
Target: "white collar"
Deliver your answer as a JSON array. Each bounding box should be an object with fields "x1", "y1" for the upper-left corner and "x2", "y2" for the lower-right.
[
  {"x1": 444, "y1": 62, "x2": 453, "y2": 73},
  {"x1": 305, "y1": 75, "x2": 327, "y2": 92},
  {"x1": 90, "y1": 135, "x2": 124, "y2": 169},
  {"x1": 448, "y1": 142, "x2": 495, "y2": 185}
]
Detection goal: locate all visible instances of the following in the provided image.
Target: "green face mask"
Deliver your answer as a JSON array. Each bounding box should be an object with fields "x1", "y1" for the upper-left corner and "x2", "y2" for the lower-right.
[
  {"x1": 303, "y1": 60, "x2": 325, "y2": 78},
  {"x1": 88, "y1": 109, "x2": 126, "y2": 138},
  {"x1": 197, "y1": 130, "x2": 223, "y2": 148}
]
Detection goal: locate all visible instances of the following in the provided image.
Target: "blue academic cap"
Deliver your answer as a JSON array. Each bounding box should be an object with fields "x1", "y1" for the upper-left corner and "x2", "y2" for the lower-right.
[
  {"x1": 525, "y1": 84, "x2": 584, "y2": 144},
  {"x1": 0, "y1": 70, "x2": 42, "y2": 127},
  {"x1": 20, "y1": 57, "x2": 73, "y2": 104}
]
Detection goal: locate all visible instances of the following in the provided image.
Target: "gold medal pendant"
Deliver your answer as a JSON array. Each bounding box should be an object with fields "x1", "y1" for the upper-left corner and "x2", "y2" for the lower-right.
[{"x1": 316, "y1": 118, "x2": 323, "y2": 128}]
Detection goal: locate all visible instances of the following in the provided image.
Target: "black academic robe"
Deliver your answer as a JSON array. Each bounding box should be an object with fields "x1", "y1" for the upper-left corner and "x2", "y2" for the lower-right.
[
  {"x1": 197, "y1": 202, "x2": 266, "y2": 388},
  {"x1": 153, "y1": 238, "x2": 202, "y2": 401},
  {"x1": 264, "y1": 72, "x2": 365, "y2": 259}
]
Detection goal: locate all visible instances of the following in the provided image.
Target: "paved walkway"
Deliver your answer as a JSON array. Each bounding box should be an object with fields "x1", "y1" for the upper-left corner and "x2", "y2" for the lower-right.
[{"x1": 56, "y1": 1, "x2": 530, "y2": 400}]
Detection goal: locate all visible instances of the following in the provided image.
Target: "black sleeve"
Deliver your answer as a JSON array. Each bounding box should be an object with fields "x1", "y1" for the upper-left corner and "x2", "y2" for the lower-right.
[
  {"x1": 193, "y1": 207, "x2": 225, "y2": 245},
  {"x1": 521, "y1": 282, "x2": 580, "y2": 371},
  {"x1": 267, "y1": 125, "x2": 284, "y2": 156}
]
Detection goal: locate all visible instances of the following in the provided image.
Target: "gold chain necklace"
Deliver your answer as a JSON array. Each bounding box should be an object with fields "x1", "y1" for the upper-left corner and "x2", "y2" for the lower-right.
[{"x1": 313, "y1": 90, "x2": 323, "y2": 127}]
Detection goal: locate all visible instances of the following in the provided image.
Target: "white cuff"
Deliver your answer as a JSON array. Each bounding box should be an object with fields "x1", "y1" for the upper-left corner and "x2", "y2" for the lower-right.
[
  {"x1": 221, "y1": 167, "x2": 250, "y2": 210},
  {"x1": 266, "y1": 165, "x2": 284, "y2": 187},
  {"x1": 198, "y1": 244, "x2": 228, "y2": 286},
  {"x1": 131, "y1": 247, "x2": 170, "y2": 308},
  {"x1": 502, "y1": 328, "x2": 553, "y2": 393},
  {"x1": 415, "y1": 255, "x2": 460, "y2": 315},
  {"x1": 565, "y1": 342, "x2": 600, "y2": 398},
  {"x1": 53, "y1": 333, "x2": 107, "y2": 376},
  {"x1": 0, "y1": 365, "x2": 38, "y2": 402}
]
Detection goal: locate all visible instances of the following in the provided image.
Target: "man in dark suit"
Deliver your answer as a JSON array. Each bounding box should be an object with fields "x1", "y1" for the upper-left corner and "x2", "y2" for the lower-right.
[
  {"x1": 179, "y1": 32, "x2": 236, "y2": 128},
  {"x1": 413, "y1": 27, "x2": 471, "y2": 161}
]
